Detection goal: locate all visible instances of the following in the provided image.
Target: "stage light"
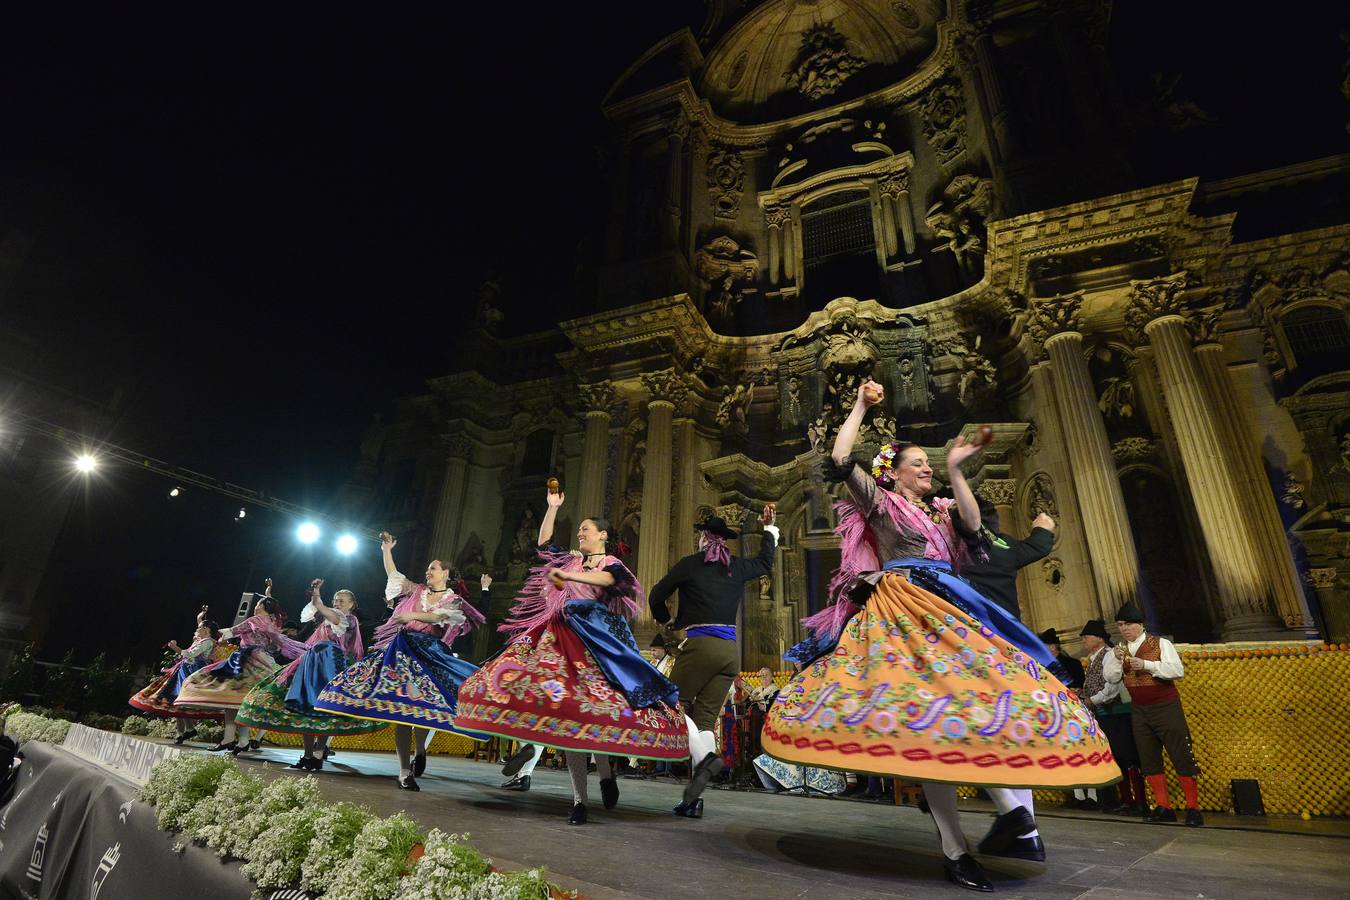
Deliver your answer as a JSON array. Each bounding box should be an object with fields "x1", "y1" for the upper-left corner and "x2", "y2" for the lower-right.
[
  {"x1": 75, "y1": 454, "x2": 97, "y2": 473},
  {"x1": 297, "y1": 522, "x2": 321, "y2": 544},
  {"x1": 336, "y1": 534, "x2": 358, "y2": 555},
  {"x1": 237, "y1": 508, "x2": 247, "y2": 519},
  {"x1": 169, "y1": 487, "x2": 181, "y2": 497}
]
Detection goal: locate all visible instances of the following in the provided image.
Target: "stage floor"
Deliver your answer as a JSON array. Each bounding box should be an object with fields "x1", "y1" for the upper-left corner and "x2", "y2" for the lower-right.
[{"x1": 209, "y1": 743, "x2": 1348, "y2": 899}]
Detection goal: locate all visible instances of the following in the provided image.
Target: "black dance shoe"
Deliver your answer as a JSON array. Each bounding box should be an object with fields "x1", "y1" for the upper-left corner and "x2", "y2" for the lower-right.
[
  {"x1": 1146, "y1": 806, "x2": 1177, "y2": 824},
  {"x1": 682, "y1": 752, "x2": 725, "y2": 805},
  {"x1": 206, "y1": 743, "x2": 233, "y2": 753},
  {"x1": 413, "y1": 753, "x2": 427, "y2": 777},
  {"x1": 229, "y1": 744, "x2": 251, "y2": 756},
  {"x1": 568, "y1": 803, "x2": 588, "y2": 826},
  {"x1": 287, "y1": 757, "x2": 310, "y2": 770},
  {"x1": 672, "y1": 798, "x2": 704, "y2": 819},
  {"x1": 501, "y1": 744, "x2": 536, "y2": 777},
  {"x1": 306, "y1": 757, "x2": 324, "y2": 772},
  {"x1": 600, "y1": 776, "x2": 619, "y2": 810},
  {"x1": 944, "y1": 854, "x2": 994, "y2": 892},
  {"x1": 397, "y1": 774, "x2": 420, "y2": 791},
  {"x1": 247, "y1": 739, "x2": 261, "y2": 751},
  {"x1": 997, "y1": 836, "x2": 1046, "y2": 863},
  {"x1": 500, "y1": 775, "x2": 531, "y2": 792},
  {"x1": 976, "y1": 806, "x2": 1036, "y2": 857},
  {"x1": 1185, "y1": 808, "x2": 1204, "y2": 827},
  {"x1": 323, "y1": 748, "x2": 334, "y2": 760},
  {"x1": 173, "y1": 729, "x2": 197, "y2": 745}
]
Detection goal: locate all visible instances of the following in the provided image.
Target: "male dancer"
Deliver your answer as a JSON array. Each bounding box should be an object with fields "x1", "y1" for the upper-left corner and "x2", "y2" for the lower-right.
[
  {"x1": 957, "y1": 498, "x2": 1058, "y2": 864},
  {"x1": 648, "y1": 506, "x2": 778, "y2": 818}
]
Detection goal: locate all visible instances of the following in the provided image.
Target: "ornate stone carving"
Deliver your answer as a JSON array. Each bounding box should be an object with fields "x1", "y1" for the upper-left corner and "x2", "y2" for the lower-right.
[
  {"x1": 1124, "y1": 272, "x2": 1192, "y2": 343},
  {"x1": 641, "y1": 369, "x2": 690, "y2": 409},
  {"x1": 713, "y1": 503, "x2": 752, "y2": 527},
  {"x1": 1023, "y1": 419, "x2": 1041, "y2": 456},
  {"x1": 784, "y1": 23, "x2": 866, "y2": 101},
  {"x1": 1097, "y1": 376, "x2": 1136, "y2": 425},
  {"x1": 705, "y1": 146, "x2": 745, "y2": 219},
  {"x1": 819, "y1": 311, "x2": 878, "y2": 370},
  {"x1": 876, "y1": 170, "x2": 910, "y2": 200},
  {"x1": 1112, "y1": 437, "x2": 1156, "y2": 463},
  {"x1": 783, "y1": 375, "x2": 803, "y2": 426},
  {"x1": 440, "y1": 433, "x2": 474, "y2": 459},
  {"x1": 916, "y1": 80, "x2": 967, "y2": 166},
  {"x1": 977, "y1": 478, "x2": 1017, "y2": 507},
  {"x1": 1262, "y1": 331, "x2": 1288, "y2": 384},
  {"x1": 1026, "y1": 291, "x2": 1085, "y2": 353},
  {"x1": 694, "y1": 236, "x2": 759, "y2": 325},
  {"x1": 576, "y1": 381, "x2": 619, "y2": 415},
  {"x1": 925, "y1": 175, "x2": 992, "y2": 280},
  {"x1": 627, "y1": 438, "x2": 646, "y2": 486},
  {"x1": 1042, "y1": 557, "x2": 1065, "y2": 591},
  {"x1": 764, "y1": 205, "x2": 791, "y2": 229},
  {"x1": 889, "y1": 0, "x2": 921, "y2": 29},
  {"x1": 1026, "y1": 473, "x2": 1059, "y2": 519},
  {"x1": 1188, "y1": 306, "x2": 1223, "y2": 346},
  {"x1": 1280, "y1": 473, "x2": 1306, "y2": 509},
  {"x1": 715, "y1": 383, "x2": 754, "y2": 435},
  {"x1": 929, "y1": 334, "x2": 997, "y2": 409},
  {"x1": 666, "y1": 111, "x2": 691, "y2": 144},
  {"x1": 1307, "y1": 567, "x2": 1339, "y2": 590}
]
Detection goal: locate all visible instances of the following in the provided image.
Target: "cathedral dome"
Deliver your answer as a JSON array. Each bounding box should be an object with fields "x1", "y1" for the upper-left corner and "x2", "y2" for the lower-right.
[{"x1": 699, "y1": 0, "x2": 946, "y2": 123}]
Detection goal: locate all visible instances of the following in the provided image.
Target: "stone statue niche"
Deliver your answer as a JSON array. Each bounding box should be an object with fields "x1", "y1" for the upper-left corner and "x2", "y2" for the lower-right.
[
  {"x1": 455, "y1": 532, "x2": 490, "y2": 580},
  {"x1": 1088, "y1": 345, "x2": 1148, "y2": 441}
]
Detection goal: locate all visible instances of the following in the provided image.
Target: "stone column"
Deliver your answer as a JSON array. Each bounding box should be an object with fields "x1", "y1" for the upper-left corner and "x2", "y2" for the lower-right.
[
  {"x1": 976, "y1": 478, "x2": 1018, "y2": 533},
  {"x1": 574, "y1": 382, "x2": 618, "y2": 523},
  {"x1": 664, "y1": 114, "x2": 689, "y2": 249},
  {"x1": 428, "y1": 434, "x2": 473, "y2": 561},
  {"x1": 635, "y1": 370, "x2": 688, "y2": 629},
  {"x1": 672, "y1": 419, "x2": 698, "y2": 560},
  {"x1": 765, "y1": 206, "x2": 788, "y2": 286},
  {"x1": 878, "y1": 172, "x2": 914, "y2": 256},
  {"x1": 1191, "y1": 321, "x2": 1315, "y2": 636},
  {"x1": 1028, "y1": 292, "x2": 1142, "y2": 617},
  {"x1": 1126, "y1": 275, "x2": 1283, "y2": 638},
  {"x1": 1309, "y1": 569, "x2": 1347, "y2": 643}
]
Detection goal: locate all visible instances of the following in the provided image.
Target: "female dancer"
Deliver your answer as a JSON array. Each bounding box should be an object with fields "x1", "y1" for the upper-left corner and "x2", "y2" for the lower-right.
[
  {"x1": 175, "y1": 583, "x2": 306, "y2": 754},
  {"x1": 456, "y1": 488, "x2": 687, "y2": 826},
  {"x1": 129, "y1": 605, "x2": 222, "y2": 743},
  {"x1": 236, "y1": 579, "x2": 382, "y2": 769},
  {"x1": 314, "y1": 533, "x2": 488, "y2": 791},
  {"x1": 765, "y1": 382, "x2": 1117, "y2": 892}
]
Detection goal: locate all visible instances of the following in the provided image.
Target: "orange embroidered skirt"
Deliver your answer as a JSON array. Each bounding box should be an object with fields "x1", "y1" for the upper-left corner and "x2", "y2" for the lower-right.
[{"x1": 763, "y1": 573, "x2": 1119, "y2": 788}]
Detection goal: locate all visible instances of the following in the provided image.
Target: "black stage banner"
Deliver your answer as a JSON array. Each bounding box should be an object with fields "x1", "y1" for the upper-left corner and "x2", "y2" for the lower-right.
[{"x1": 0, "y1": 740, "x2": 254, "y2": 900}]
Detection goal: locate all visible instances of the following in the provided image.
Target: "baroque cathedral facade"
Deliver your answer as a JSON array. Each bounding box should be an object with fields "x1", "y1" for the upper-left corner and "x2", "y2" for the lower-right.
[{"x1": 340, "y1": 0, "x2": 1350, "y2": 667}]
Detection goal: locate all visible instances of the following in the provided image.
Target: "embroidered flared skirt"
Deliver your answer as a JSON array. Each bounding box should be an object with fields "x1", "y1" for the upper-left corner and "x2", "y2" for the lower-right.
[
  {"x1": 235, "y1": 642, "x2": 384, "y2": 736},
  {"x1": 312, "y1": 630, "x2": 485, "y2": 736},
  {"x1": 129, "y1": 655, "x2": 224, "y2": 719},
  {"x1": 764, "y1": 562, "x2": 1118, "y2": 789},
  {"x1": 174, "y1": 647, "x2": 280, "y2": 712},
  {"x1": 455, "y1": 599, "x2": 687, "y2": 760}
]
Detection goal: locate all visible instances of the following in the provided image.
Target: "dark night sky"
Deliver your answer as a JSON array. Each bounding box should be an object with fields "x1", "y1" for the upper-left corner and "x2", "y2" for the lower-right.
[{"x1": 1, "y1": 1, "x2": 1344, "y2": 666}]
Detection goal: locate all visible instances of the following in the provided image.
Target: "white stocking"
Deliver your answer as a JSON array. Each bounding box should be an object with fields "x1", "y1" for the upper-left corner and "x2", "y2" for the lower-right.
[
  {"x1": 517, "y1": 743, "x2": 544, "y2": 778},
  {"x1": 395, "y1": 724, "x2": 413, "y2": 777},
  {"x1": 988, "y1": 787, "x2": 1038, "y2": 838},
  {"x1": 222, "y1": 715, "x2": 237, "y2": 746},
  {"x1": 922, "y1": 782, "x2": 968, "y2": 861}
]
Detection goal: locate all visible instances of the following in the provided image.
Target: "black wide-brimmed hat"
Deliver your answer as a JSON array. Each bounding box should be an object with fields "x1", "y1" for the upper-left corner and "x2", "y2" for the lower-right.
[
  {"x1": 1114, "y1": 602, "x2": 1145, "y2": 624},
  {"x1": 650, "y1": 633, "x2": 667, "y2": 649},
  {"x1": 695, "y1": 515, "x2": 738, "y2": 540},
  {"x1": 1038, "y1": 627, "x2": 1061, "y2": 645},
  {"x1": 1080, "y1": 619, "x2": 1112, "y2": 643}
]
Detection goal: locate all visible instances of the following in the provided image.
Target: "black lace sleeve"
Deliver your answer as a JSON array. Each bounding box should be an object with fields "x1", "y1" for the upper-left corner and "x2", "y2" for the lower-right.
[{"x1": 820, "y1": 455, "x2": 861, "y2": 483}]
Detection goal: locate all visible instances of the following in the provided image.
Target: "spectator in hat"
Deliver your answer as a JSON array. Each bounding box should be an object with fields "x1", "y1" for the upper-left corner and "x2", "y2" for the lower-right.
[
  {"x1": 1080, "y1": 618, "x2": 1145, "y2": 816},
  {"x1": 1103, "y1": 603, "x2": 1203, "y2": 827},
  {"x1": 1039, "y1": 627, "x2": 1085, "y2": 690}
]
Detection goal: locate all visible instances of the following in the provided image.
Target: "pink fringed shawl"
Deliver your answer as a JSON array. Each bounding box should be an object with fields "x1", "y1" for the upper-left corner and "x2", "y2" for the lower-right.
[
  {"x1": 230, "y1": 614, "x2": 309, "y2": 661},
  {"x1": 373, "y1": 584, "x2": 487, "y2": 652},
  {"x1": 802, "y1": 490, "x2": 973, "y2": 642},
  {"x1": 278, "y1": 610, "x2": 366, "y2": 683},
  {"x1": 500, "y1": 546, "x2": 644, "y2": 637}
]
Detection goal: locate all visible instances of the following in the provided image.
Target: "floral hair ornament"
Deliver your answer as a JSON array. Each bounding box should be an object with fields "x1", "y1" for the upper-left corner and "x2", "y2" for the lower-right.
[{"x1": 870, "y1": 440, "x2": 903, "y2": 488}]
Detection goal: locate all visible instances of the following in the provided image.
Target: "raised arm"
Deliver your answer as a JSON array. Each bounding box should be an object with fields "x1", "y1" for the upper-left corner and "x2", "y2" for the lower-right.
[
  {"x1": 944, "y1": 431, "x2": 984, "y2": 536},
  {"x1": 831, "y1": 380, "x2": 884, "y2": 466},
  {"x1": 307, "y1": 578, "x2": 342, "y2": 625},
  {"x1": 735, "y1": 505, "x2": 780, "y2": 581},
  {"x1": 379, "y1": 532, "x2": 399, "y2": 577},
  {"x1": 537, "y1": 489, "x2": 564, "y2": 546}
]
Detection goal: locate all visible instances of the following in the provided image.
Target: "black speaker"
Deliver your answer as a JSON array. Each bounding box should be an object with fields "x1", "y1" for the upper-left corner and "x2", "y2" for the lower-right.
[{"x1": 1231, "y1": 779, "x2": 1265, "y2": 816}]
